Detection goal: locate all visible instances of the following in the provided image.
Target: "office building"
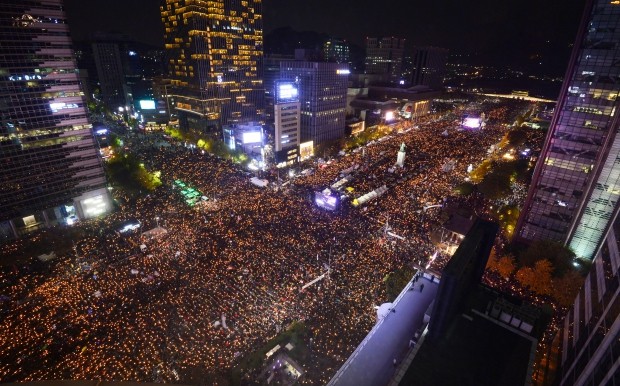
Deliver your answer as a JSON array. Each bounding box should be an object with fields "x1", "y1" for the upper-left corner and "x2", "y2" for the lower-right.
[
  {"x1": 364, "y1": 37, "x2": 405, "y2": 83},
  {"x1": 280, "y1": 61, "x2": 348, "y2": 146},
  {"x1": 323, "y1": 38, "x2": 350, "y2": 64},
  {"x1": 0, "y1": 0, "x2": 111, "y2": 240},
  {"x1": 263, "y1": 54, "x2": 293, "y2": 122},
  {"x1": 410, "y1": 46, "x2": 448, "y2": 89},
  {"x1": 516, "y1": 0, "x2": 620, "y2": 260},
  {"x1": 554, "y1": 213, "x2": 620, "y2": 385},
  {"x1": 160, "y1": 0, "x2": 265, "y2": 132},
  {"x1": 273, "y1": 81, "x2": 301, "y2": 165},
  {"x1": 92, "y1": 40, "x2": 133, "y2": 111},
  {"x1": 222, "y1": 122, "x2": 263, "y2": 157}
]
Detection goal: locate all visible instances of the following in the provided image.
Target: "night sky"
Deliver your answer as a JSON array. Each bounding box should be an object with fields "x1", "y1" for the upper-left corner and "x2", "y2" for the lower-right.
[{"x1": 63, "y1": 0, "x2": 586, "y2": 73}]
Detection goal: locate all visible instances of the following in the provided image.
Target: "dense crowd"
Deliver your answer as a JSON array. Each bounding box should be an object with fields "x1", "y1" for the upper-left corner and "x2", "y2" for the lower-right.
[{"x1": 0, "y1": 99, "x2": 528, "y2": 384}]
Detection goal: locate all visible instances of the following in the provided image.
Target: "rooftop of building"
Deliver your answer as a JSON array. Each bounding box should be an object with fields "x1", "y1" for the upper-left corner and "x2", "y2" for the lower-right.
[
  {"x1": 443, "y1": 213, "x2": 476, "y2": 236},
  {"x1": 398, "y1": 285, "x2": 543, "y2": 386},
  {"x1": 328, "y1": 276, "x2": 439, "y2": 386}
]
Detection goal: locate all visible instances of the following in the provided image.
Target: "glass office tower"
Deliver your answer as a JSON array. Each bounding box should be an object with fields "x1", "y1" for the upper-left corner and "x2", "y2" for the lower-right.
[
  {"x1": 160, "y1": 0, "x2": 264, "y2": 131},
  {"x1": 517, "y1": 0, "x2": 620, "y2": 260},
  {"x1": 0, "y1": 0, "x2": 110, "y2": 240},
  {"x1": 280, "y1": 61, "x2": 348, "y2": 146}
]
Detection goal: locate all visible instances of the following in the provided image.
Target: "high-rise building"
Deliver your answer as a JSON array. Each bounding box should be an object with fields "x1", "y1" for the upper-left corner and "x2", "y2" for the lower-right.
[
  {"x1": 160, "y1": 0, "x2": 265, "y2": 132},
  {"x1": 516, "y1": 0, "x2": 620, "y2": 260},
  {"x1": 92, "y1": 40, "x2": 133, "y2": 111},
  {"x1": 0, "y1": 0, "x2": 111, "y2": 240},
  {"x1": 263, "y1": 54, "x2": 293, "y2": 122},
  {"x1": 280, "y1": 61, "x2": 348, "y2": 146},
  {"x1": 554, "y1": 214, "x2": 620, "y2": 385},
  {"x1": 410, "y1": 46, "x2": 448, "y2": 89},
  {"x1": 273, "y1": 81, "x2": 300, "y2": 165},
  {"x1": 364, "y1": 37, "x2": 405, "y2": 83},
  {"x1": 323, "y1": 38, "x2": 350, "y2": 64}
]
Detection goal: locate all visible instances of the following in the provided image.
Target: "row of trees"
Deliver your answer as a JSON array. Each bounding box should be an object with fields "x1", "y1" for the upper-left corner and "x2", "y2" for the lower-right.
[
  {"x1": 106, "y1": 152, "x2": 162, "y2": 192},
  {"x1": 486, "y1": 240, "x2": 585, "y2": 307},
  {"x1": 165, "y1": 127, "x2": 250, "y2": 165}
]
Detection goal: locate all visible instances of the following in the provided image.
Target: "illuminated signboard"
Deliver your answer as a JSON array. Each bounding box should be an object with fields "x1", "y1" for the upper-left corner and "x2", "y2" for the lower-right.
[
  {"x1": 242, "y1": 131, "x2": 262, "y2": 144},
  {"x1": 49, "y1": 102, "x2": 78, "y2": 112},
  {"x1": 299, "y1": 141, "x2": 314, "y2": 160},
  {"x1": 462, "y1": 117, "x2": 482, "y2": 129},
  {"x1": 139, "y1": 100, "x2": 156, "y2": 110},
  {"x1": 336, "y1": 69, "x2": 350, "y2": 75},
  {"x1": 276, "y1": 82, "x2": 299, "y2": 103},
  {"x1": 315, "y1": 190, "x2": 338, "y2": 211},
  {"x1": 82, "y1": 195, "x2": 108, "y2": 217}
]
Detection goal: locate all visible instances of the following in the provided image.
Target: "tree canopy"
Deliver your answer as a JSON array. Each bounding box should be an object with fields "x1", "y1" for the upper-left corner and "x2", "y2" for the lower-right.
[{"x1": 519, "y1": 240, "x2": 575, "y2": 278}]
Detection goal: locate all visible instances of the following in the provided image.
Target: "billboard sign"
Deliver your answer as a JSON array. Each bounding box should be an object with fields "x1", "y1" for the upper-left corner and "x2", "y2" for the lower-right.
[
  {"x1": 276, "y1": 82, "x2": 299, "y2": 103},
  {"x1": 242, "y1": 131, "x2": 262, "y2": 144},
  {"x1": 299, "y1": 141, "x2": 314, "y2": 160},
  {"x1": 139, "y1": 100, "x2": 156, "y2": 110},
  {"x1": 462, "y1": 116, "x2": 482, "y2": 129},
  {"x1": 315, "y1": 189, "x2": 338, "y2": 211}
]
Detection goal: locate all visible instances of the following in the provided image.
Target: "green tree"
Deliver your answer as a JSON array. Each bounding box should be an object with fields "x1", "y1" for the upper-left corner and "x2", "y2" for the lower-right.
[
  {"x1": 477, "y1": 171, "x2": 511, "y2": 200},
  {"x1": 135, "y1": 166, "x2": 162, "y2": 191},
  {"x1": 455, "y1": 182, "x2": 475, "y2": 196},
  {"x1": 127, "y1": 117, "x2": 138, "y2": 129},
  {"x1": 470, "y1": 159, "x2": 493, "y2": 183},
  {"x1": 497, "y1": 205, "x2": 520, "y2": 239},
  {"x1": 519, "y1": 240, "x2": 575, "y2": 277},
  {"x1": 385, "y1": 267, "x2": 416, "y2": 301},
  {"x1": 506, "y1": 127, "x2": 528, "y2": 147}
]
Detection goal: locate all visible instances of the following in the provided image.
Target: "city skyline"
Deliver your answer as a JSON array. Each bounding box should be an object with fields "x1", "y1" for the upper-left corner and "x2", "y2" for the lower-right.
[
  {"x1": 2, "y1": 0, "x2": 617, "y2": 384},
  {"x1": 63, "y1": 0, "x2": 585, "y2": 74}
]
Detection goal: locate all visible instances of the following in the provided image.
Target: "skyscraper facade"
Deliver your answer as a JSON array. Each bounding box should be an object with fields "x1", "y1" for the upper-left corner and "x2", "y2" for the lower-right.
[
  {"x1": 160, "y1": 0, "x2": 264, "y2": 131},
  {"x1": 516, "y1": 0, "x2": 620, "y2": 260},
  {"x1": 92, "y1": 41, "x2": 132, "y2": 111},
  {"x1": 280, "y1": 61, "x2": 348, "y2": 146},
  {"x1": 0, "y1": 0, "x2": 111, "y2": 240},
  {"x1": 364, "y1": 37, "x2": 405, "y2": 83},
  {"x1": 323, "y1": 39, "x2": 350, "y2": 64},
  {"x1": 273, "y1": 81, "x2": 301, "y2": 165},
  {"x1": 556, "y1": 214, "x2": 620, "y2": 385},
  {"x1": 410, "y1": 46, "x2": 448, "y2": 89}
]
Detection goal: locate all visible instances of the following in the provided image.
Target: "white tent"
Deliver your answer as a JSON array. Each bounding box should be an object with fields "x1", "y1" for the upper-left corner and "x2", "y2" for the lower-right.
[
  {"x1": 37, "y1": 252, "x2": 57, "y2": 262},
  {"x1": 250, "y1": 177, "x2": 268, "y2": 188},
  {"x1": 142, "y1": 226, "x2": 168, "y2": 239}
]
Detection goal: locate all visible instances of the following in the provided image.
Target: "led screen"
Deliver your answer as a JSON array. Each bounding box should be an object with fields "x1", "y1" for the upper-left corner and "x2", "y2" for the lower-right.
[
  {"x1": 82, "y1": 195, "x2": 107, "y2": 217},
  {"x1": 242, "y1": 131, "x2": 262, "y2": 144},
  {"x1": 139, "y1": 100, "x2": 156, "y2": 110},
  {"x1": 462, "y1": 117, "x2": 481, "y2": 129},
  {"x1": 315, "y1": 191, "x2": 338, "y2": 211},
  {"x1": 277, "y1": 83, "x2": 298, "y2": 102}
]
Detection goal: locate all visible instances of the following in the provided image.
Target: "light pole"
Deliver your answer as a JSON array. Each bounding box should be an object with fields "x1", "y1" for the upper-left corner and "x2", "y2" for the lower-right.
[{"x1": 155, "y1": 216, "x2": 160, "y2": 228}]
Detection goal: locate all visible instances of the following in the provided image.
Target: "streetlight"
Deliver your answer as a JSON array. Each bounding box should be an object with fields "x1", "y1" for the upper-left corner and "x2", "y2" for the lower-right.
[{"x1": 155, "y1": 216, "x2": 160, "y2": 228}]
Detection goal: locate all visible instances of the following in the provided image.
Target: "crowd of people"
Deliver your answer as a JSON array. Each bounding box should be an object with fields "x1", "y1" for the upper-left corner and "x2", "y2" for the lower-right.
[{"x1": 0, "y1": 98, "x2": 529, "y2": 384}]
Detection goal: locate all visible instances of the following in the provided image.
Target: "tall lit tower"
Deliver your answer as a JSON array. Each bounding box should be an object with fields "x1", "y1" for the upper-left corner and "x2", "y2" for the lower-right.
[
  {"x1": 0, "y1": 0, "x2": 111, "y2": 241},
  {"x1": 160, "y1": 0, "x2": 264, "y2": 131},
  {"x1": 516, "y1": 0, "x2": 620, "y2": 261}
]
